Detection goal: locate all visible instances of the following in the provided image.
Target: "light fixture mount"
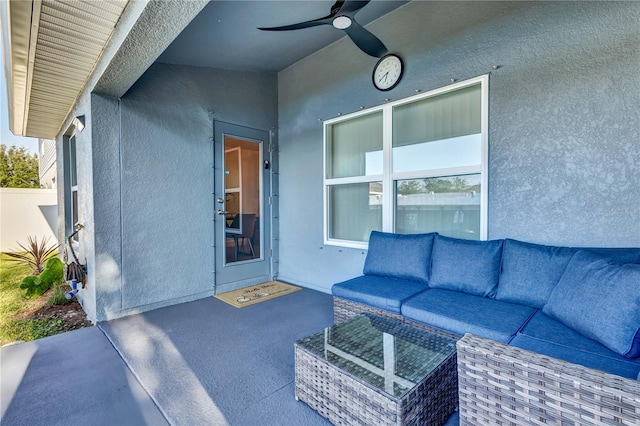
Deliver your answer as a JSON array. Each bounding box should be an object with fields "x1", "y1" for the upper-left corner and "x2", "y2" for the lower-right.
[
  {"x1": 72, "y1": 115, "x2": 85, "y2": 132},
  {"x1": 332, "y1": 16, "x2": 351, "y2": 29}
]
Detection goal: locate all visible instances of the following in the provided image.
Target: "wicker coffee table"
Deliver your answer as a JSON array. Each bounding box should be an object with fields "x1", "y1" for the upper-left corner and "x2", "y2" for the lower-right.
[{"x1": 295, "y1": 314, "x2": 459, "y2": 426}]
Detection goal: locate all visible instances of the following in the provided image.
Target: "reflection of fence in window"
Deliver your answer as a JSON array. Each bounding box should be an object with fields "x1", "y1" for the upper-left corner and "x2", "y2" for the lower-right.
[
  {"x1": 397, "y1": 203, "x2": 480, "y2": 239},
  {"x1": 395, "y1": 174, "x2": 481, "y2": 239}
]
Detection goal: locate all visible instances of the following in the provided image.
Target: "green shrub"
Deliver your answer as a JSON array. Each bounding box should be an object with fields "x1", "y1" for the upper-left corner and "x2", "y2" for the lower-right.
[
  {"x1": 19, "y1": 257, "x2": 64, "y2": 297},
  {"x1": 18, "y1": 276, "x2": 43, "y2": 298},
  {"x1": 39, "y1": 257, "x2": 64, "y2": 286}
]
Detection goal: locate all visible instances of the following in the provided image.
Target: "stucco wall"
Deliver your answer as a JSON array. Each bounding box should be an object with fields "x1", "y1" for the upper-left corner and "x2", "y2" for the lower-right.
[
  {"x1": 55, "y1": 91, "x2": 94, "y2": 319},
  {"x1": 0, "y1": 189, "x2": 57, "y2": 251},
  {"x1": 277, "y1": 1, "x2": 640, "y2": 292},
  {"x1": 89, "y1": 63, "x2": 277, "y2": 321}
]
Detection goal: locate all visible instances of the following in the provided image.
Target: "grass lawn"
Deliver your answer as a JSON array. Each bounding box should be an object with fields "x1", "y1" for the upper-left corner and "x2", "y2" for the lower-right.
[{"x1": 0, "y1": 254, "x2": 91, "y2": 346}]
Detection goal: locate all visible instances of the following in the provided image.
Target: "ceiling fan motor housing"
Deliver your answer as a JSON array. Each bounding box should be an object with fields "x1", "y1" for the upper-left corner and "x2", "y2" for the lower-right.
[{"x1": 333, "y1": 16, "x2": 352, "y2": 29}]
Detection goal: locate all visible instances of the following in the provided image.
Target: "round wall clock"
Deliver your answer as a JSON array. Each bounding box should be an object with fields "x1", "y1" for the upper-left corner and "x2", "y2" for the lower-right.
[{"x1": 372, "y1": 54, "x2": 404, "y2": 91}]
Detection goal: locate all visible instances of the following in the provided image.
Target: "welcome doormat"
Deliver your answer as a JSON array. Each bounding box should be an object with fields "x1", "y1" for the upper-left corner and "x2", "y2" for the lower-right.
[{"x1": 214, "y1": 281, "x2": 301, "y2": 308}]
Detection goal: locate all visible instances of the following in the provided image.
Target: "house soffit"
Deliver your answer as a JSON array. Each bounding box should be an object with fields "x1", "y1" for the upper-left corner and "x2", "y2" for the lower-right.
[{"x1": 5, "y1": 0, "x2": 128, "y2": 139}]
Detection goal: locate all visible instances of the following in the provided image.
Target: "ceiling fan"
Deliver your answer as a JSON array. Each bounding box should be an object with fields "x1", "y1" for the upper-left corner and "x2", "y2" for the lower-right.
[{"x1": 258, "y1": 0, "x2": 389, "y2": 58}]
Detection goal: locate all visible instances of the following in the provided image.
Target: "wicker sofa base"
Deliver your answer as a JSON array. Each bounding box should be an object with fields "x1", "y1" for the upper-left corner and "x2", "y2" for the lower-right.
[
  {"x1": 334, "y1": 298, "x2": 640, "y2": 424},
  {"x1": 456, "y1": 334, "x2": 640, "y2": 425},
  {"x1": 333, "y1": 297, "x2": 462, "y2": 337},
  {"x1": 333, "y1": 297, "x2": 404, "y2": 324}
]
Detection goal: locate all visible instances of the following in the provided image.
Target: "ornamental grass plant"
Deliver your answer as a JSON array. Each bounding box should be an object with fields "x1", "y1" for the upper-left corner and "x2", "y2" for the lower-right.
[{"x1": 3, "y1": 235, "x2": 59, "y2": 275}]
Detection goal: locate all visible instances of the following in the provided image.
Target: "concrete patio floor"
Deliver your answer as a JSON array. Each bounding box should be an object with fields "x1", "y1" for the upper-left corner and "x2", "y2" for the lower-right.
[
  {"x1": 1, "y1": 288, "x2": 460, "y2": 425},
  {"x1": 1, "y1": 326, "x2": 167, "y2": 425}
]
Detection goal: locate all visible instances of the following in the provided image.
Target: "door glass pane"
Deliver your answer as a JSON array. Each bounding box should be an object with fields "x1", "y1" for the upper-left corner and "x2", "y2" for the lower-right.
[
  {"x1": 395, "y1": 174, "x2": 481, "y2": 240},
  {"x1": 224, "y1": 137, "x2": 261, "y2": 264},
  {"x1": 70, "y1": 136, "x2": 77, "y2": 186},
  {"x1": 329, "y1": 182, "x2": 382, "y2": 242},
  {"x1": 393, "y1": 84, "x2": 481, "y2": 173},
  {"x1": 327, "y1": 111, "x2": 383, "y2": 179}
]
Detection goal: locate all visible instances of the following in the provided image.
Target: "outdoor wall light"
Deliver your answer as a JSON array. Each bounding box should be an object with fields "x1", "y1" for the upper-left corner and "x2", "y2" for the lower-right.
[{"x1": 72, "y1": 115, "x2": 85, "y2": 132}]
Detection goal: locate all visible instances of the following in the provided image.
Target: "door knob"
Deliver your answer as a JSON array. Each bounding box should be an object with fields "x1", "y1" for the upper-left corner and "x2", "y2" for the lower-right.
[{"x1": 217, "y1": 209, "x2": 229, "y2": 215}]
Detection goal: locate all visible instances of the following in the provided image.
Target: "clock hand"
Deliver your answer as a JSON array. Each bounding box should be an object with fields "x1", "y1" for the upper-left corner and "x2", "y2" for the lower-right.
[{"x1": 379, "y1": 71, "x2": 389, "y2": 82}]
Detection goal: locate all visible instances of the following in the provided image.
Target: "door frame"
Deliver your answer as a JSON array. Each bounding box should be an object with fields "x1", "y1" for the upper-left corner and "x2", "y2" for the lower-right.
[{"x1": 213, "y1": 120, "x2": 273, "y2": 294}]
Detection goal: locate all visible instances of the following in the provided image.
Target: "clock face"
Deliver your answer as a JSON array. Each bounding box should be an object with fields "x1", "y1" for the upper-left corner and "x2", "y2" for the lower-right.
[{"x1": 373, "y1": 54, "x2": 404, "y2": 91}]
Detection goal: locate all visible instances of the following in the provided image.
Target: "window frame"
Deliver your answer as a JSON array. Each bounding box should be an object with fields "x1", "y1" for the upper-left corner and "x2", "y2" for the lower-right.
[
  {"x1": 323, "y1": 75, "x2": 489, "y2": 248},
  {"x1": 63, "y1": 132, "x2": 80, "y2": 241}
]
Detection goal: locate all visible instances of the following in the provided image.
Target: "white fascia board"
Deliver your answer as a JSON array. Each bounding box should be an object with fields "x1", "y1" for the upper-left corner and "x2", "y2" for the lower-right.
[{"x1": 3, "y1": 0, "x2": 33, "y2": 136}]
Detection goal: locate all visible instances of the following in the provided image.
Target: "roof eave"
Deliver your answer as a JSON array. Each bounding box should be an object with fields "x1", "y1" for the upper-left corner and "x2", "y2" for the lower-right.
[{"x1": 3, "y1": 0, "x2": 129, "y2": 139}]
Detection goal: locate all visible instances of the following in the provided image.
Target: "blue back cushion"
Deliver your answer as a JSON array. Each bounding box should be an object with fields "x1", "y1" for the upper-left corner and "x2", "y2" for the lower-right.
[
  {"x1": 543, "y1": 250, "x2": 640, "y2": 358},
  {"x1": 585, "y1": 247, "x2": 640, "y2": 263},
  {"x1": 363, "y1": 231, "x2": 436, "y2": 284},
  {"x1": 429, "y1": 235, "x2": 503, "y2": 297},
  {"x1": 496, "y1": 240, "x2": 578, "y2": 308},
  {"x1": 497, "y1": 239, "x2": 640, "y2": 308}
]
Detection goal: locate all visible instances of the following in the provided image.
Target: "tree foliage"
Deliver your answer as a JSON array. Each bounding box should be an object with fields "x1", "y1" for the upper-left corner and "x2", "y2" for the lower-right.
[
  {"x1": 398, "y1": 177, "x2": 474, "y2": 195},
  {"x1": 397, "y1": 180, "x2": 424, "y2": 195},
  {"x1": 0, "y1": 144, "x2": 40, "y2": 188}
]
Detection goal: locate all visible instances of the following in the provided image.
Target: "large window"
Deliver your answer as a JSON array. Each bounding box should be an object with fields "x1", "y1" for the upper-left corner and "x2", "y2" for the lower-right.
[{"x1": 324, "y1": 76, "x2": 488, "y2": 248}]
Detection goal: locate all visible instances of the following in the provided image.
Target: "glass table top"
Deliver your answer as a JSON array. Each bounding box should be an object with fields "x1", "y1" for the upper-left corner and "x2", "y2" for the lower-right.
[{"x1": 296, "y1": 314, "x2": 458, "y2": 399}]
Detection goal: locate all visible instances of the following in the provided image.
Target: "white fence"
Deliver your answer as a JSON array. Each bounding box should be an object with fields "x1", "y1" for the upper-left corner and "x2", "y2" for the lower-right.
[{"x1": 0, "y1": 188, "x2": 58, "y2": 252}]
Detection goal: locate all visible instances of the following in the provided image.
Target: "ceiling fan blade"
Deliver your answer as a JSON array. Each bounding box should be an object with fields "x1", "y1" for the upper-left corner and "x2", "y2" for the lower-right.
[
  {"x1": 338, "y1": 0, "x2": 371, "y2": 15},
  {"x1": 344, "y1": 20, "x2": 388, "y2": 57},
  {"x1": 258, "y1": 16, "x2": 332, "y2": 32}
]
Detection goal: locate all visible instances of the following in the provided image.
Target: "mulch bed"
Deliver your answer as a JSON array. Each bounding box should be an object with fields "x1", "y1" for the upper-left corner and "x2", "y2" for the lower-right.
[
  {"x1": 30, "y1": 301, "x2": 93, "y2": 332},
  {"x1": 16, "y1": 288, "x2": 93, "y2": 333}
]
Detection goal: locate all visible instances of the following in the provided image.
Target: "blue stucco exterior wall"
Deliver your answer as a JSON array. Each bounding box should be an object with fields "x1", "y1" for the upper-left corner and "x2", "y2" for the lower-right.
[
  {"x1": 89, "y1": 63, "x2": 277, "y2": 320},
  {"x1": 277, "y1": 1, "x2": 640, "y2": 292},
  {"x1": 56, "y1": 92, "x2": 96, "y2": 319}
]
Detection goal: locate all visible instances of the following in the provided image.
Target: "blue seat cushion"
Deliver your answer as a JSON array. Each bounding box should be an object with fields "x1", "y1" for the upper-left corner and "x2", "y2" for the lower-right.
[
  {"x1": 496, "y1": 239, "x2": 640, "y2": 309},
  {"x1": 331, "y1": 275, "x2": 429, "y2": 314},
  {"x1": 401, "y1": 289, "x2": 535, "y2": 343},
  {"x1": 363, "y1": 231, "x2": 436, "y2": 284},
  {"x1": 510, "y1": 334, "x2": 640, "y2": 380},
  {"x1": 520, "y1": 311, "x2": 630, "y2": 357},
  {"x1": 429, "y1": 235, "x2": 504, "y2": 297},
  {"x1": 542, "y1": 250, "x2": 640, "y2": 358}
]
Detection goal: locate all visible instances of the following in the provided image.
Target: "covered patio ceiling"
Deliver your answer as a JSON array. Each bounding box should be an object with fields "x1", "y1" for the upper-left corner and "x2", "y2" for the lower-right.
[
  {"x1": 158, "y1": 0, "x2": 407, "y2": 72},
  {"x1": 2, "y1": 0, "x2": 406, "y2": 140}
]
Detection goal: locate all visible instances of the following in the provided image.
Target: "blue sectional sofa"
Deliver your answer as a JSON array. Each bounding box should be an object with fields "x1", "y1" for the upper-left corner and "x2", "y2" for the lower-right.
[{"x1": 332, "y1": 231, "x2": 640, "y2": 381}]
